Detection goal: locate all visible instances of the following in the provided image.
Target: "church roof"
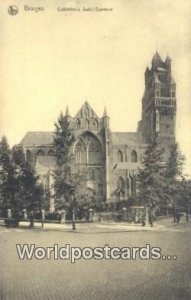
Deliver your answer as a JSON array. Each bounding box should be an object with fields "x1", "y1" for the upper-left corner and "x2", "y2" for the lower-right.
[
  {"x1": 19, "y1": 131, "x2": 141, "y2": 146},
  {"x1": 20, "y1": 131, "x2": 53, "y2": 145},
  {"x1": 112, "y1": 132, "x2": 140, "y2": 145}
]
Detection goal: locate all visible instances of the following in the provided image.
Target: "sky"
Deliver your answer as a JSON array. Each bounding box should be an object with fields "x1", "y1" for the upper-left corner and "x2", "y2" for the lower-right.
[{"x1": 0, "y1": 0, "x2": 191, "y2": 175}]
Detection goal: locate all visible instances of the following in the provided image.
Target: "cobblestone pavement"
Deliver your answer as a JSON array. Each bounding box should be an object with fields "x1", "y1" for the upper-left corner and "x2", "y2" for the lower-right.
[{"x1": 0, "y1": 223, "x2": 191, "y2": 300}]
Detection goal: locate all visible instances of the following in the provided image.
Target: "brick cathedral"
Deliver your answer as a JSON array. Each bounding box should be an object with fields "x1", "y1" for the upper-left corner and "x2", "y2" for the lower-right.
[{"x1": 14, "y1": 52, "x2": 176, "y2": 211}]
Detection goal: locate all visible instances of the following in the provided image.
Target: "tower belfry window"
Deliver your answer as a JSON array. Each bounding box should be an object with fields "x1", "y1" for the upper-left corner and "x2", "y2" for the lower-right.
[{"x1": 156, "y1": 90, "x2": 160, "y2": 97}]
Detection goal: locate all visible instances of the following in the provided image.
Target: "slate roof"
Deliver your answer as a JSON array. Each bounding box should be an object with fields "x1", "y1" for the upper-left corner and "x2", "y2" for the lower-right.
[
  {"x1": 19, "y1": 131, "x2": 141, "y2": 146},
  {"x1": 111, "y1": 132, "x2": 140, "y2": 145},
  {"x1": 20, "y1": 132, "x2": 54, "y2": 145}
]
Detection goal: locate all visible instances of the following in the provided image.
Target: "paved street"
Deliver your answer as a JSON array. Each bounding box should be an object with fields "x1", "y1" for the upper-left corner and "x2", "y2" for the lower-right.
[{"x1": 0, "y1": 223, "x2": 191, "y2": 300}]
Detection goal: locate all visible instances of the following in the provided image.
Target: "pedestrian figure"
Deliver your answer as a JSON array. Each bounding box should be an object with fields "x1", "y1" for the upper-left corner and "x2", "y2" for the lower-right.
[
  {"x1": 149, "y1": 214, "x2": 153, "y2": 227},
  {"x1": 175, "y1": 211, "x2": 181, "y2": 224},
  {"x1": 141, "y1": 211, "x2": 146, "y2": 227},
  {"x1": 148, "y1": 205, "x2": 154, "y2": 227},
  {"x1": 29, "y1": 210, "x2": 34, "y2": 228}
]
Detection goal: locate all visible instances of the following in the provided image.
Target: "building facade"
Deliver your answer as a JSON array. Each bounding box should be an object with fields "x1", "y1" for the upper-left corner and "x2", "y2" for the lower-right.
[{"x1": 14, "y1": 53, "x2": 177, "y2": 211}]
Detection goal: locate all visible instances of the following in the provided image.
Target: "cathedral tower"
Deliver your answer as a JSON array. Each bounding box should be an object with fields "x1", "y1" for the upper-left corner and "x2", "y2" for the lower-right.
[{"x1": 141, "y1": 52, "x2": 176, "y2": 149}]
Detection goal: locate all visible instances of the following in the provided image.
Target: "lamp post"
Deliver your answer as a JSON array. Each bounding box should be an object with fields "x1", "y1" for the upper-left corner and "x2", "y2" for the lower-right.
[
  {"x1": 183, "y1": 177, "x2": 189, "y2": 222},
  {"x1": 72, "y1": 208, "x2": 76, "y2": 230},
  {"x1": 71, "y1": 195, "x2": 76, "y2": 230},
  {"x1": 41, "y1": 209, "x2": 45, "y2": 228}
]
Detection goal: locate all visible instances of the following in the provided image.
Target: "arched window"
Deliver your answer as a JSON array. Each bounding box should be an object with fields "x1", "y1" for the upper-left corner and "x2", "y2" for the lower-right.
[
  {"x1": 85, "y1": 119, "x2": 90, "y2": 129},
  {"x1": 131, "y1": 150, "x2": 137, "y2": 162},
  {"x1": 85, "y1": 107, "x2": 89, "y2": 117},
  {"x1": 94, "y1": 119, "x2": 98, "y2": 130},
  {"x1": 76, "y1": 119, "x2": 81, "y2": 129},
  {"x1": 48, "y1": 150, "x2": 55, "y2": 156},
  {"x1": 117, "y1": 177, "x2": 125, "y2": 199},
  {"x1": 36, "y1": 150, "x2": 45, "y2": 156},
  {"x1": 88, "y1": 138, "x2": 102, "y2": 164},
  {"x1": 118, "y1": 177, "x2": 125, "y2": 191},
  {"x1": 75, "y1": 140, "x2": 86, "y2": 164},
  {"x1": 130, "y1": 176, "x2": 136, "y2": 195},
  {"x1": 26, "y1": 150, "x2": 32, "y2": 164},
  {"x1": 117, "y1": 150, "x2": 123, "y2": 162},
  {"x1": 75, "y1": 132, "x2": 102, "y2": 166}
]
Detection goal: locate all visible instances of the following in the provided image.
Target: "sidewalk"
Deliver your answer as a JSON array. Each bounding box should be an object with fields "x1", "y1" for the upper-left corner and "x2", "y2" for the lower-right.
[
  {"x1": 17, "y1": 218, "x2": 179, "y2": 233},
  {"x1": 155, "y1": 215, "x2": 189, "y2": 227},
  {"x1": 1, "y1": 217, "x2": 189, "y2": 233},
  {"x1": 18, "y1": 221, "x2": 163, "y2": 232}
]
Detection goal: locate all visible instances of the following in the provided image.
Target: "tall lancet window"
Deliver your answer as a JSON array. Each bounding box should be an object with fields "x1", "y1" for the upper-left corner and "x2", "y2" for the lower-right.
[
  {"x1": 75, "y1": 140, "x2": 86, "y2": 164},
  {"x1": 85, "y1": 119, "x2": 90, "y2": 129},
  {"x1": 88, "y1": 138, "x2": 102, "y2": 164},
  {"x1": 85, "y1": 106, "x2": 89, "y2": 117}
]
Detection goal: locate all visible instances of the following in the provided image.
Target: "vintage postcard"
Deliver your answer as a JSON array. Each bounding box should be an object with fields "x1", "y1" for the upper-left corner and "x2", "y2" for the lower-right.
[{"x1": 0, "y1": 1, "x2": 191, "y2": 299}]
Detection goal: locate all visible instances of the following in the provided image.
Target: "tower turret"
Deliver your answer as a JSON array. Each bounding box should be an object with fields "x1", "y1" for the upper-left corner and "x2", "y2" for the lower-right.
[
  {"x1": 165, "y1": 55, "x2": 171, "y2": 73},
  {"x1": 151, "y1": 51, "x2": 163, "y2": 71},
  {"x1": 102, "y1": 106, "x2": 110, "y2": 128}
]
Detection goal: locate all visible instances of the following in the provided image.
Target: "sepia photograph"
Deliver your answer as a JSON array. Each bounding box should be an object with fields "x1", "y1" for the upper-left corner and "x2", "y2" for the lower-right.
[{"x1": 0, "y1": 0, "x2": 191, "y2": 299}]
